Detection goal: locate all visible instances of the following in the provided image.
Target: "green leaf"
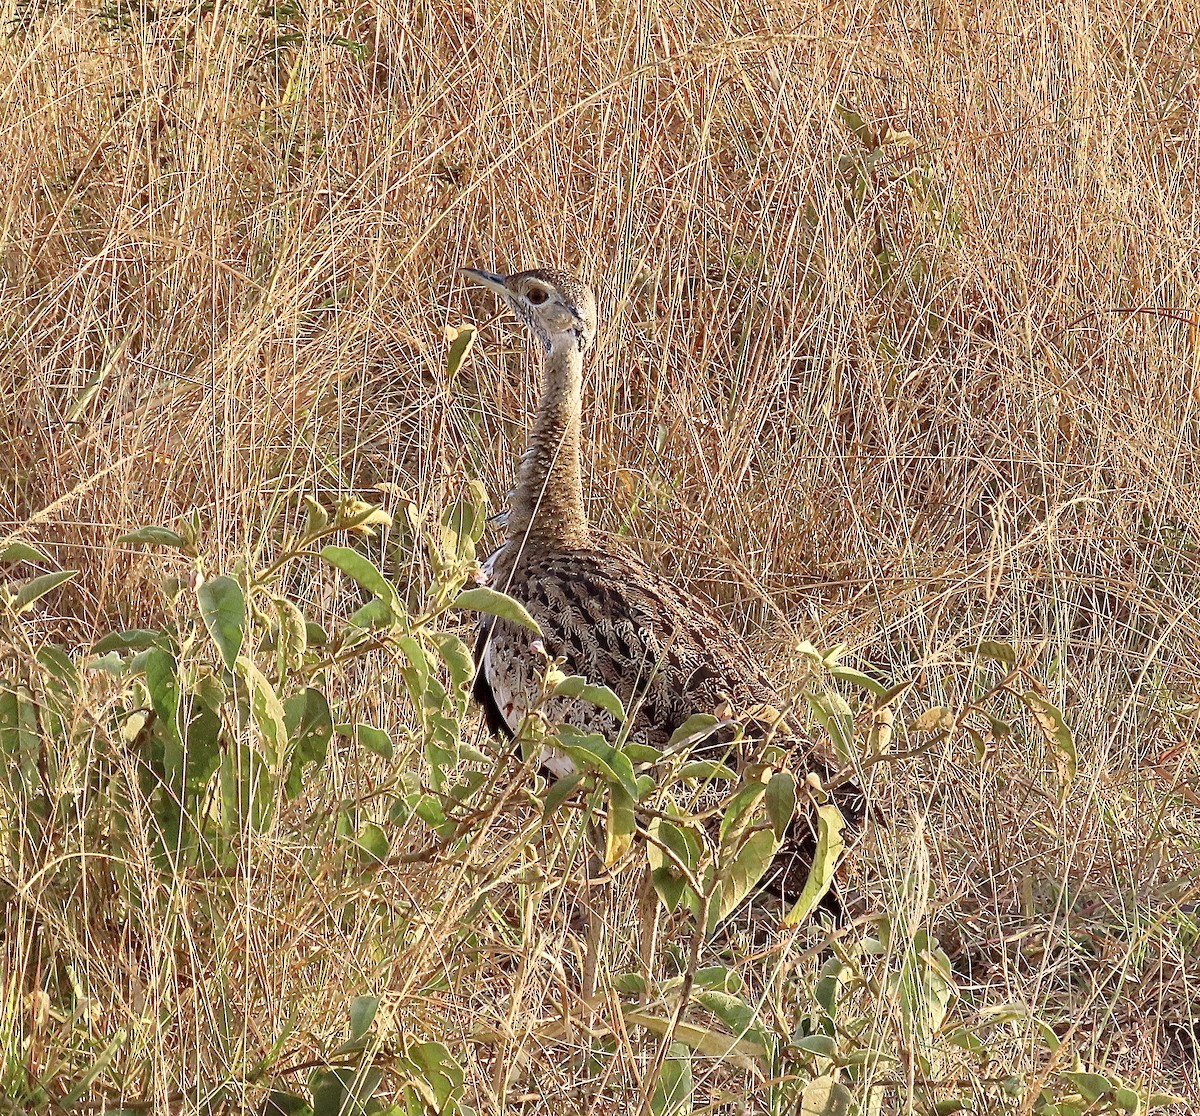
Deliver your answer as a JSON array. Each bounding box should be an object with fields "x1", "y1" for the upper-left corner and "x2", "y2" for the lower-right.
[
  {"x1": 117, "y1": 525, "x2": 189, "y2": 549},
  {"x1": 793, "y1": 1034, "x2": 839, "y2": 1057},
  {"x1": 453, "y1": 586, "x2": 541, "y2": 634},
  {"x1": 765, "y1": 771, "x2": 797, "y2": 839},
  {"x1": 650, "y1": 1043, "x2": 692, "y2": 1116},
  {"x1": 555, "y1": 725, "x2": 639, "y2": 801},
  {"x1": 828, "y1": 663, "x2": 889, "y2": 697},
  {"x1": 647, "y1": 818, "x2": 700, "y2": 913},
  {"x1": 11, "y1": 570, "x2": 76, "y2": 612},
  {"x1": 783, "y1": 804, "x2": 846, "y2": 927},
  {"x1": 430, "y1": 631, "x2": 474, "y2": 718},
  {"x1": 198, "y1": 576, "x2": 245, "y2": 671},
  {"x1": 275, "y1": 597, "x2": 308, "y2": 675},
  {"x1": 977, "y1": 639, "x2": 1017, "y2": 670},
  {"x1": 403, "y1": 1041, "x2": 464, "y2": 1110},
  {"x1": 677, "y1": 759, "x2": 737, "y2": 782},
  {"x1": 553, "y1": 673, "x2": 627, "y2": 721},
  {"x1": 348, "y1": 598, "x2": 396, "y2": 631},
  {"x1": 439, "y1": 477, "x2": 488, "y2": 561},
  {"x1": 691, "y1": 990, "x2": 768, "y2": 1053},
  {"x1": 237, "y1": 658, "x2": 288, "y2": 762},
  {"x1": 444, "y1": 323, "x2": 476, "y2": 382},
  {"x1": 260, "y1": 1090, "x2": 312, "y2": 1116},
  {"x1": 799, "y1": 1075, "x2": 853, "y2": 1116},
  {"x1": 543, "y1": 769, "x2": 584, "y2": 816},
  {"x1": 1060, "y1": 1072, "x2": 1114, "y2": 1104},
  {"x1": 604, "y1": 782, "x2": 637, "y2": 867},
  {"x1": 320, "y1": 546, "x2": 402, "y2": 617},
  {"x1": 805, "y1": 691, "x2": 855, "y2": 763},
  {"x1": 667, "y1": 713, "x2": 721, "y2": 751},
  {"x1": 1022, "y1": 691, "x2": 1076, "y2": 793},
  {"x1": 0, "y1": 541, "x2": 50, "y2": 564},
  {"x1": 92, "y1": 629, "x2": 174, "y2": 654},
  {"x1": 709, "y1": 828, "x2": 780, "y2": 931},
  {"x1": 348, "y1": 995, "x2": 379, "y2": 1043},
  {"x1": 283, "y1": 688, "x2": 332, "y2": 798},
  {"x1": 143, "y1": 648, "x2": 181, "y2": 748},
  {"x1": 302, "y1": 496, "x2": 329, "y2": 539},
  {"x1": 337, "y1": 723, "x2": 394, "y2": 760},
  {"x1": 355, "y1": 822, "x2": 389, "y2": 863}
]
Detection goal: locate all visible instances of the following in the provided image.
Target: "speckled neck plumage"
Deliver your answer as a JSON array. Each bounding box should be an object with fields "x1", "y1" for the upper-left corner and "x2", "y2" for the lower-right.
[{"x1": 507, "y1": 339, "x2": 589, "y2": 549}]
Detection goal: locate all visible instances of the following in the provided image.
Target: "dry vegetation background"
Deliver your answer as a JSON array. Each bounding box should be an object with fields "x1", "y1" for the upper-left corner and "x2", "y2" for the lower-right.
[{"x1": 3, "y1": 0, "x2": 1200, "y2": 1111}]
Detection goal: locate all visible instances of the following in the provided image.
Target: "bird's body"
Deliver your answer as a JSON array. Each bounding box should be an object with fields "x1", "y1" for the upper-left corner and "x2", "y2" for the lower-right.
[{"x1": 462, "y1": 264, "x2": 858, "y2": 909}]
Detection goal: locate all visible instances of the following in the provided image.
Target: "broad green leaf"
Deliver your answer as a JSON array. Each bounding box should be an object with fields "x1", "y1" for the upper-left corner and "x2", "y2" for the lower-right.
[
  {"x1": 302, "y1": 496, "x2": 329, "y2": 538},
  {"x1": 348, "y1": 598, "x2": 396, "y2": 631},
  {"x1": 310, "y1": 1067, "x2": 383, "y2": 1116},
  {"x1": 355, "y1": 822, "x2": 389, "y2": 863},
  {"x1": 143, "y1": 648, "x2": 181, "y2": 749},
  {"x1": 348, "y1": 995, "x2": 379, "y2": 1043},
  {"x1": 806, "y1": 691, "x2": 855, "y2": 763},
  {"x1": 92, "y1": 629, "x2": 173, "y2": 654},
  {"x1": 794, "y1": 1034, "x2": 839, "y2": 1057},
  {"x1": 604, "y1": 782, "x2": 637, "y2": 867},
  {"x1": 283, "y1": 688, "x2": 332, "y2": 798},
  {"x1": 647, "y1": 818, "x2": 700, "y2": 913},
  {"x1": 667, "y1": 713, "x2": 720, "y2": 751},
  {"x1": 709, "y1": 828, "x2": 780, "y2": 931},
  {"x1": 453, "y1": 586, "x2": 541, "y2": 634},
  {"x1": 275, "y1": 597, "x2": 308, "y2": 675},
  {"x1": 799, "y1": 1075, "x2": 853, "y2": 1116},
  {"x1": 430, "y1": 630, "x2": 474, "y2": 717},
  {"x1": 1060, "y1": 1072, "x2": 1114, "y2": 1104},
  {"x1": 677, "y1": 759, "x2": 737, "y2": 782},
  {"x1": 0, "y1": 541, "x2": 49, "y2": 564},
  {"x1": 404, "y1": 1041, "x2": 464, "y2": 1109},
  {"x1": 783, "y1": 804, "x2": 846, "y2": 927},
  {"x1": 320, "y1": 546, "x2": 402, "y2": 617},
  {"x1": 650, "y1": 1043, "x2": 692, "y2": 1116},
  {"x1": 554, "y1": 725, "x2": 640, "y2": 801},
  {"x1": 337, "y1": 723, "x2": 394, "y2": 760},
  {"x1": 1023, "y1": 691, "x2": 1076, "y2": 793},
  {"x1": 553, "y1": 673, "x2": 627, "y2": 721},
  {"x1": 439, "y1": 476, "x2": 487, "y2": 560},
  {"x1": 197, "y1": 576, "x2": 245, "y2": 671},
  {"x1": 621, "y1": 1009, "x2": 767, "y2": 1067},
  {"x1": 542, "y1": 770, "x2": 584, "y2": 816},
  {"x1": 444, "y1": 323, "x2": 476, "y2": 382},
  {"x1": 259, "y1": 1090, "x2": 311, "y2": 1116},
  {"x1": 691, "y1": 990, "x2": 769, "y2": 1053},
  {"x1": 765, "y1": 771, "x2": 797, "y2": 839},
  {"x1": 11, "y1": 570, "x2": 76, "y2": 612},
  {"x1": 117, "y1": 525, "x2": 189, "y2": 549},
  {"x1": 828, "y1": 663, "x2": 889, "y2": 697},
  {"x1": 693, "y1": 965, "x2": 741, "y2": 993},
  {"x1": 814, "y1": 957, "x2": 849, "y2": 1019},
  {"x1": 237, "y1": 658, "x2": 288, "y2": 762},
  {"x1": 977, "y1": 639, "x2": 1017, "y2": 670},
  {"x1": 718, "y1": 779, "x2": 768, "y2": 846}
]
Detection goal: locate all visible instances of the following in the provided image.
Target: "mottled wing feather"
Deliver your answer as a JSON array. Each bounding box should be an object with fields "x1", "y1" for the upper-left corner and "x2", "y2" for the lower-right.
[{"x1": 472, "y1": 618, "x2": 513, "y2": 740}]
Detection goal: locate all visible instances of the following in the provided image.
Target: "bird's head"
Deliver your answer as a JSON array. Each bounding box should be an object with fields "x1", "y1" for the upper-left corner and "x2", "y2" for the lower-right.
[{"x1": 461, "y1": 266, "x2": 596, "y2": 355}]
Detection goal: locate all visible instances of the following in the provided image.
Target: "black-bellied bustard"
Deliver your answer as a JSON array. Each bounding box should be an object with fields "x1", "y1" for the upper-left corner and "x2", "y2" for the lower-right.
[{"x1": 461, "y1": 265, "x2": 861, "y2": 910}]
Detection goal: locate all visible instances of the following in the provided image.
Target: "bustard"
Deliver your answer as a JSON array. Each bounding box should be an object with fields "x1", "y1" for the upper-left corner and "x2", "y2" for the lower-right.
[{"x1": 461, "y1": 265, "x2": 861, "y2": 909}]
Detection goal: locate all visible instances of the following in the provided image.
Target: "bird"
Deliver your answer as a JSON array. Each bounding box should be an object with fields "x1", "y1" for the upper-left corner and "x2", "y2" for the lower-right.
[{"x1": 460, "y1": 264, "x2": 862, "y2": 912}]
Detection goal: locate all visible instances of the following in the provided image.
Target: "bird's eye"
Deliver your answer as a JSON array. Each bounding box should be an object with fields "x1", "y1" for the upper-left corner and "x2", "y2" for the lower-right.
[{"x1": 526, "y1": 287, "x2": 548, "y2": 306}]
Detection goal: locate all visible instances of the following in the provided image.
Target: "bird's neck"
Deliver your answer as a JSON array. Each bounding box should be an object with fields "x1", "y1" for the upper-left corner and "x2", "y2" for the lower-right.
[{"x1": 508, "y1": 339, "x2": 588, "y2": 549}]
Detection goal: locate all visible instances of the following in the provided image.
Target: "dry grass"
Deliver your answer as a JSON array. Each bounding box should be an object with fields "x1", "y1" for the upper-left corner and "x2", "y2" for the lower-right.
[{"x1": 2, "y1": 0, "x2": 1200, "y2": 1110}]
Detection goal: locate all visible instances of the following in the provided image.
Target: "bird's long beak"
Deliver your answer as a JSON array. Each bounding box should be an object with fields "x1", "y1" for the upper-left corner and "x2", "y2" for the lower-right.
[{"x1": 460, "y1": 267, "x2": 509, "y2": 296}]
